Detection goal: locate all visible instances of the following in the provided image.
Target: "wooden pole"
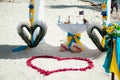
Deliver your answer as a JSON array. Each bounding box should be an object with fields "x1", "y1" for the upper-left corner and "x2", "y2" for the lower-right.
[{"x1": 111, "y1": 72, "x2": 115, "y2": 80}]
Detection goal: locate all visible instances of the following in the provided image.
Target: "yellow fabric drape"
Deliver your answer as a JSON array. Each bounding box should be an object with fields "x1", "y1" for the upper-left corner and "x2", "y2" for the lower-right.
[
  {"x1": 110, "y1": 40, "x2": 120, "y2": 80},
  {"x1": 66, "y1": 33, "x2": 84, "y2": 51}
]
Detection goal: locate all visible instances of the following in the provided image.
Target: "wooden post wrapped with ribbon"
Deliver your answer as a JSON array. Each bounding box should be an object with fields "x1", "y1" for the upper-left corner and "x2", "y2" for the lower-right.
[
  {"x1": 101, "y1": 0, "x2": 111, "y2": 50},
  {"x1": 13, "y1": 0, "x2": 47, "y2": 52}
]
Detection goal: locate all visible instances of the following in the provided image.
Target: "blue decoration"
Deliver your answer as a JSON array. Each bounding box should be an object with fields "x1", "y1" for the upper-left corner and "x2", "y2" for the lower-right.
[
  {"x1": 108, "y1": 23, "x2": 113, "y2": 27},
  {"x1": 12, "y1": 46, "x2": 28, "y2": 52},
  {"x1": 67, "y1": 32, "x2": 81, "y2": 50},
  {"x1": 29, "y1": 4, "x2": 34, "y2": 9},
  {"x1": 116, "y1": 22, "x2": 120, "y2": 25},
  {"x1": 116, "y1": 37, "x2": 120, "y2": 71},
  {"x1": 101, "y1": 11, "x2": 107, "y2": 16},
  {"x1": 103, "y1": 37, "x2": 113, "y2": 73}
]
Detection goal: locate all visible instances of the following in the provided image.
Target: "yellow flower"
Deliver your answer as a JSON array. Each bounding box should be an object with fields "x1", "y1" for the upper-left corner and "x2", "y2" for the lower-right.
[{"x1": 106, "y1": 26, "x2": 114, "y2": 34}]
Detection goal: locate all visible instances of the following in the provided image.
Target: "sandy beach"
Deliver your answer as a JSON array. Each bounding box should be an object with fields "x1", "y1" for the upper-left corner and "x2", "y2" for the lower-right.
[{"x1": 0, "y1": 0, "x2": 120, "y2": 80}]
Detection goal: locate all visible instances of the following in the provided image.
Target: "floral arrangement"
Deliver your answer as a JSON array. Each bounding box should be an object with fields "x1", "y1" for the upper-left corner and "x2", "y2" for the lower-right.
[{"x1": 106, "y1": 23, "x2": 120, "y2": 36}]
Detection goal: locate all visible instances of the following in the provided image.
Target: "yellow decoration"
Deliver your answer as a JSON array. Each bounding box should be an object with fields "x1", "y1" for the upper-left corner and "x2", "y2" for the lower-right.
[
  {"x1": 29, "y1": 0, "x2": 35, "y2": 42},
  {"x1": 30, "y1": 19, "x2": 34, "y2": 26},
  {"x1": 101, "y1": 3, "x2": 106, "y2": 10},
  {"x1": 66, "y1": 33, "x2": 84, "y2": 51},
  {"x1": 102, "y1": 16, "x2": 108, "y2": 20},
  {"x1": 29, "y1": 0, "x2": 34, "y2": 26},
  {"x1": 110, "y1": 41, "x2": 120, "y2": 80},
  {"x1": 101, "y1": 36, "x2": 106, "y2": 48},
  {"x1": 106, "y1": 26, "x2": 114, "y2": 34},
  {"x1": 103, "y1": 26, "x2": 107, "y2": 29}
]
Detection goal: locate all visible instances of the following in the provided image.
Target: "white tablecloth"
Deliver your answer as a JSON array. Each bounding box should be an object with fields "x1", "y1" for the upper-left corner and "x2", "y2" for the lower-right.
[{"x1": 57, "y1": 24, "x2": 87, "y2": 34}]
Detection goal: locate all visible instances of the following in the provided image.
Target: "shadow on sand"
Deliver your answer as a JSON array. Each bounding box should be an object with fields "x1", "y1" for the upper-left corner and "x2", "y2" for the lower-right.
[
  {"x1": 0, "y1": 43, "x2": 104, "y2": 59},
  {"x1": 46, "y1": 4, "x2": 101, "y2": 11}
]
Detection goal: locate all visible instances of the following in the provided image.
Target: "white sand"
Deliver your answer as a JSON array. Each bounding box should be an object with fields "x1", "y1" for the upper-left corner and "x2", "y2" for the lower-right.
[{"x1": 0, "y1": 0, "x2": 120, "y2": 80}]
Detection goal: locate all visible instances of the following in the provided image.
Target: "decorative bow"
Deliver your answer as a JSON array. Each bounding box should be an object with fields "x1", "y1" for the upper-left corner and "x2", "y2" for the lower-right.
[{"x1": 66, "y1": 32, "x2": 84, "y2": 51}]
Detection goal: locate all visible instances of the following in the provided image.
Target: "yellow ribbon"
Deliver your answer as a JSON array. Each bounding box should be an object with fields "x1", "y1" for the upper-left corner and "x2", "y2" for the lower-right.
[
  {"x1": 66, "y1": 33, "x2": 84, "y2": 51},
  {"x1": 101, "y1": 3, "x2": 106, "y2": 10},
  {"x1": 102, "y1": 16, "x2": 108, "y2": 20},
  {"x1": 101, "y1": 36, "x2": 106, "y2": 48},
  {"x1": 29, "y1": 0, "x2": 34, "y2": 26},
  {"x1": 110, "y1": 40, "x2": 120, "y2": 80}
]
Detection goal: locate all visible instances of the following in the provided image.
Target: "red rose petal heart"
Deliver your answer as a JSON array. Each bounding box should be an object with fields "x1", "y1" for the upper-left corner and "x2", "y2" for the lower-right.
[{"x1": 26, "y1": 55, "x2": 94, "y2": 76}]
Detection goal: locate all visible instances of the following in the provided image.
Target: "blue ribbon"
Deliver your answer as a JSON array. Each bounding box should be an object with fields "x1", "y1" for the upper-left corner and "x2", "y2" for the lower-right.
[
  {"x1": 103, "y1": 37, "x2": 113, "y2": 73},
  {"x1": 29, "y1": 4, "x2": 34, "y2": 9},
  {"x1": 67, "y1": 32, "x2": 81, "y2": 50},
  {"x1": 12, "y1": 45, "x2": 28, "y2": 52},
  {"x1": 12, "y1": 34, "x2": 36, "y2": 52},
  {"x1": 116, "y1": 37, "x2": 120, "y2": 71},
  {"x1": 101, "y1": 11, "x2": 107, "y2": 16}
]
